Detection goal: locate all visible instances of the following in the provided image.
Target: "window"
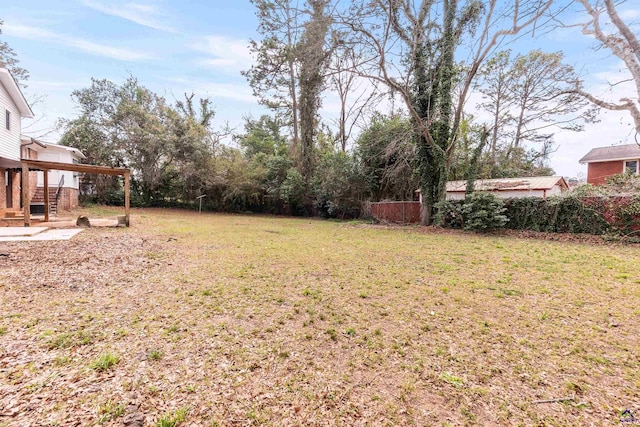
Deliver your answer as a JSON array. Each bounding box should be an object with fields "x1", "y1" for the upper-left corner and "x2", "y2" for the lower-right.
[
  {"x1": 5, "y1": 110, "x2": 10, "y2": 131},
  {"x1": 625, "y1": 160, "x2": 638, "y2": 175}
]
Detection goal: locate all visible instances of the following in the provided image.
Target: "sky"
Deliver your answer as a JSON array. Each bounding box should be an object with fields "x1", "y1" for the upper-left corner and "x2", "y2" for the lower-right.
[{"x1": 1, "y1": 0, "x2": 639, "y2": 179}]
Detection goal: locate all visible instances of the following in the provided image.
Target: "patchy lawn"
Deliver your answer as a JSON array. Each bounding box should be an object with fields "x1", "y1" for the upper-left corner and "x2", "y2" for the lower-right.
[{"x1": 1, "y1": 208, "x2": 639, "y2": 426}]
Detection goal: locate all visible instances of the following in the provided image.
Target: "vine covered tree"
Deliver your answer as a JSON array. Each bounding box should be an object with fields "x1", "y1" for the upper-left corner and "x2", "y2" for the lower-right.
[{"x1": 341, "y1": 0, "x2": 554, "y2": 224}]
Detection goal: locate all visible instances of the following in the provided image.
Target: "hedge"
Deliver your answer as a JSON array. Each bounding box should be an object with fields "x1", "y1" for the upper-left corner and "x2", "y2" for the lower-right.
[{"x1": 440, "y1": 195, "x2": 640, "y2": 236}]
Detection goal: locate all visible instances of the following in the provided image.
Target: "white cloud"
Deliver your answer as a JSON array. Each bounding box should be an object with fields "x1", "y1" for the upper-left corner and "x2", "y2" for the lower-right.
[
  {"x1": 193, "y1": 36, "x2": 253, "y2": 72},
  {"x1": 195, "y1": 82, "x2": 256, "y2": 103},
  {"x1": 619, "y1": 8, "x2": 640, "y2": 21},
  {"x1": 82, "y1": 0, "x2": 179, "y2": 33},
  {"x1": 27, "y1": 80, "x2": 85, "y2": 91},
  {"x1": 3, "y1": 22, "x2": 153, "y2": 61},
  {"x1": 163, "y1": 77, "x2": 257, "y2": 103}
]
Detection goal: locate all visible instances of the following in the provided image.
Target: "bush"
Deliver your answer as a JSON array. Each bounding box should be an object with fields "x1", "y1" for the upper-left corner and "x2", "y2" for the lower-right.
[
  {"x1": 461, "y1": 192, "x2": 508, "y2": 232},
  {"x1": 435, "y1": 200, "x2": 464, "y2": 229}
]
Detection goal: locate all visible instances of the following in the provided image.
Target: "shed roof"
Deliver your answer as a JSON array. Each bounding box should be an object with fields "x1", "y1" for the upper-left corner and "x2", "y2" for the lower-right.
[
  {"x1": 579, "y1": 144, "x2": 640, "y2": 163},
  {"x1": 446, "y1": 176, "x2": 568, "y2": 193},
  {"x1": 0, "y1": 68, "x2": 34, "y2": 118}
]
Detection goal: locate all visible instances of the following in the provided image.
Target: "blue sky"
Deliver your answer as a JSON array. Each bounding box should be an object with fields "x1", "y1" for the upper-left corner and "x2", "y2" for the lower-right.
[{"x1": 2, "y1": 0, "x2": 639, "y2": 178}]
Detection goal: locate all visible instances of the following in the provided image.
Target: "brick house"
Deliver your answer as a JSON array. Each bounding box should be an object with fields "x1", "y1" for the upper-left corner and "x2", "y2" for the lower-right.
[
  {"x1": 0, "y1": 68, "x2": 34, "y2": 217},
  {"x1": 579, "y1": 144, "x2": 640, "y2": 185}
]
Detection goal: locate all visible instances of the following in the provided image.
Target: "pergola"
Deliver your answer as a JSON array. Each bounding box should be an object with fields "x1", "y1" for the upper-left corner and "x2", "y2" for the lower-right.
[{"x1": 21, "y1": 159, "x2": 131, "y2": 227}]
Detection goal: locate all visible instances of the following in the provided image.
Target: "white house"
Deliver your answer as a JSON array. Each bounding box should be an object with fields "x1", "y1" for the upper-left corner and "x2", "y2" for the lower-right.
[
  {"x1": 445, "y1": 176, "x2": 569, "y2": 200},
  {"x1": 0, "y1": 68, "x2": 33, "y2": 215},
  {"x1": 21, "y1": 137, "x2": 86, "y2": 211}
]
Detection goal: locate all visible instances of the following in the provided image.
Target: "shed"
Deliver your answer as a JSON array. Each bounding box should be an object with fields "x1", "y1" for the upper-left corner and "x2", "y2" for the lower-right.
[{"x1": 445, "y1": 176, "x2": 569, "y2": 200}]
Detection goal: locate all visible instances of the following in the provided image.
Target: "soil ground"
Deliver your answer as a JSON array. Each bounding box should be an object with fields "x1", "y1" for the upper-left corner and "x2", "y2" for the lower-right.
[{"x1": 1, "y1": 207, "x2": 639, "y2": 426}]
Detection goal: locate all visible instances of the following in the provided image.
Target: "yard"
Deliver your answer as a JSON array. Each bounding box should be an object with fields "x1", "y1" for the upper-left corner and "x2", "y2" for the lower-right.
[{"x1": 1, "y1": 208, "x2": 639, "y2": 426}]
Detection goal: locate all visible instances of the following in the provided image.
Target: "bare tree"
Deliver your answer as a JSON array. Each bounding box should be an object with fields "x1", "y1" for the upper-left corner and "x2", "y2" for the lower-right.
[
  {"x1": 329, "y1": 43, "x2": 381, "y2": 152},
  {"x1": 571, "y1": 0, "x2": 640, "y2": 137}
]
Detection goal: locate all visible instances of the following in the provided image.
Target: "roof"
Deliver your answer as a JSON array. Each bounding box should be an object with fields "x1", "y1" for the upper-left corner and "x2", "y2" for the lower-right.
[
  {"x1": 446, "y1": 176, "x2": 569, "y2": 193},
  {"x1": 21, "y1": 136, "x2": 86, "y2": 159},
  {"x1": 0, "y1": 68, "x2": 34, "y2": 118},
  {"x1": 579, "y1": 144, "x2": 640, "y2": 163}
]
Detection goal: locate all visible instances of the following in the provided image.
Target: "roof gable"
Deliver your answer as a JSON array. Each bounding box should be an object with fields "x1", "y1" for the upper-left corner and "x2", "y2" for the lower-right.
[
  {"x1": 0, "y1": 68, "x2": 33, "y2": 118},
  {"x1": 579, "y1": 144, "x2": 640, "y2": 163}
]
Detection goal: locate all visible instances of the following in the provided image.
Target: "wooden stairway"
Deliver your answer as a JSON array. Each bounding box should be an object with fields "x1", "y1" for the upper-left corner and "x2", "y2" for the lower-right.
[{"x1": 32, "y1": 187, "x2": 59, "y2": 215}]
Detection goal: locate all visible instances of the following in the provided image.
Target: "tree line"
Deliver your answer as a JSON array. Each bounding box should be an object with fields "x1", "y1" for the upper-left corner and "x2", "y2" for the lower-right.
[{"x1": 3, "y1": 1, "x2": 639, "y2": 223}]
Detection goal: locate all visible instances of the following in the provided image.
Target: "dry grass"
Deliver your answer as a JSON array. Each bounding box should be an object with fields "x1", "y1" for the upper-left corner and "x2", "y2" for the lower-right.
[{"x1": 1, "y1": 207, "x2": 639, "y2": 426}]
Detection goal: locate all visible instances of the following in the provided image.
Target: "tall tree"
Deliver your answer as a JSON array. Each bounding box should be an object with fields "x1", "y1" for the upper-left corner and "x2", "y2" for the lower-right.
[
  {"x1": 0, "y1": 19, "x2": 29, "y2": 84},
  {"x1": 474, "y1": 49, "x2": 596, "y2": 175},
  {"x1": 329, "y1": 42, "x2": 380, "y2": 152},
  {"x1": 572, "y1": 0, "x2": 640, "y2": 137},
  {"x1": 297, "y1": 0, "x2": 332, "y2": 183},
  {"x1": 60, "y1": 78, "x2": 214, "y2": 204},
  {"x1": 244, "y1": 0, "x2": 302, "y2": 149},
  {"x1": 474, "y1": 51, "x2": 515, "y2": 163},
  {"x1": 341, "y1": 0, "x2": 554, "y2": 224}
]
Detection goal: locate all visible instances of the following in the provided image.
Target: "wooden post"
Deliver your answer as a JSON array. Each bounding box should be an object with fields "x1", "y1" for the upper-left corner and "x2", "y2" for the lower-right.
[
  {"x1": 124, "y1": 172, "x2": 130, "y2": 227},
  {"x1": 43, "y1": 170, "x2": 49, "y2": 222},
  {"x1": 21, "y1": 161, "x2": 30, "y2": 227}
]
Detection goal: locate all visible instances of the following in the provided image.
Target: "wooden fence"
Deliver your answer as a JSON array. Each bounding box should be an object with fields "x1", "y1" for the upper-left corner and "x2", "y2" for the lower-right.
[{"x1": 369, "y1": 201, "x2": 421, "y2": 224}]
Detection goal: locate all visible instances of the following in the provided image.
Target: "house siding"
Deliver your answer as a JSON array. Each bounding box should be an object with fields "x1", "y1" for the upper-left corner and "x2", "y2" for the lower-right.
[
  {"x1": 587, "y1": 161, "x2": 623, "y2": 185},
  {"x1": 36, "y1": 149, "x2": 81, "y2": 190},
  {"x1": 447, "y1": 189, "x2": 547, "y2": 200},
  {"x1": 0, "y1": 80, "x2": 21, "y2": 161}
]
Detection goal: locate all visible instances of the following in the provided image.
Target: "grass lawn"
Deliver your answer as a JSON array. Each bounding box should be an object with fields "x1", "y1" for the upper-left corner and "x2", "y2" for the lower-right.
[{"x1": 1, "y1": 208, "x2": 639, "y2": 426}]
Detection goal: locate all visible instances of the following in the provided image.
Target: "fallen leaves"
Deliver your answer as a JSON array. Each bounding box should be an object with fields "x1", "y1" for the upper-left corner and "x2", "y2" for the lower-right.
[{"x1": 0, "y1": 208, "x2": 638, "y2": 425}]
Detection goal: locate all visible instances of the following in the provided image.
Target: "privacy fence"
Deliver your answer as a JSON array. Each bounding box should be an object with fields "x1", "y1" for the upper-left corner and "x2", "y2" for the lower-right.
[{"x1": 369, "y1": 201, "x2": 421, "y2": 224}]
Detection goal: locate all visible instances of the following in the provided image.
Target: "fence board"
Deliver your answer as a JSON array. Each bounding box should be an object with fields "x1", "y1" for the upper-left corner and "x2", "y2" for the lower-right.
[{"x1": 370, "y1": 201, "x2": 421, "y2": 224}]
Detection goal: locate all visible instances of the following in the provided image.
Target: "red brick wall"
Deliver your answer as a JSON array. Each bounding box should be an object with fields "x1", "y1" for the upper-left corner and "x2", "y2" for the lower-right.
[
  {"x1": 57, "y1": 188, "x2": 79, "y2": 211},
  {"x1": 0, "y1": 168, "x2": 6, "y2": 208},
  {"x1": 11, "y1": 171, "x2": 19, "y2": 209},
  {"x1": 1, "y1": 169, "x2": 21, "y2": 210},
  {"x1": 587, "y1": 161, "x2": 623, "y2": 185},
  {"x1": 28, "y1": 171, "x2": 38, "y2": 201},
  {"x1": 370, "y1": 201, "x2": 421, "y2": 224}
]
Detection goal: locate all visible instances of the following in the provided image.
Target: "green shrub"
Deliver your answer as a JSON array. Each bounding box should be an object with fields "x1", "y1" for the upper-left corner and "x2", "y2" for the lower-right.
[
  {"x1": 435, "y1": 200, "x2": 464, "y2": 229},
  {"x1": 462, "y1": 192, "x2": 508, "y2": 232}
]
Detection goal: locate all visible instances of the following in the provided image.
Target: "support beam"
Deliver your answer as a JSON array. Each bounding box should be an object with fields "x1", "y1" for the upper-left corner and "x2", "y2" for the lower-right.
[
  {"x1": 20, "y1": 158, "x2": 131, "y2": 227},
  {"x1": 43, "y1": 170, "x2": 49, "y2": 222},
  {"x1": 124, "y1": 172, "x2": 130, "y2": 227},
  {"x1": 21, "y1": 159, "x2": 129, "y2": 176},
  {"x1": 21, "y1": 161, "x2": 30, "y2": 227}
]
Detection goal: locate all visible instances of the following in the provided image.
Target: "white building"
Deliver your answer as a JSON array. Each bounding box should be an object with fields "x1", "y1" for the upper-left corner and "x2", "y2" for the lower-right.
[
  {"x1": 445, "y1": 176, "x2": 569, "y2": 200},
  {"x1": 21, "y1": 137, "x2": 86, "y2": 211},
  {"x1": 0, "y1": 68, "x2": 33, "y2": 215}
]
